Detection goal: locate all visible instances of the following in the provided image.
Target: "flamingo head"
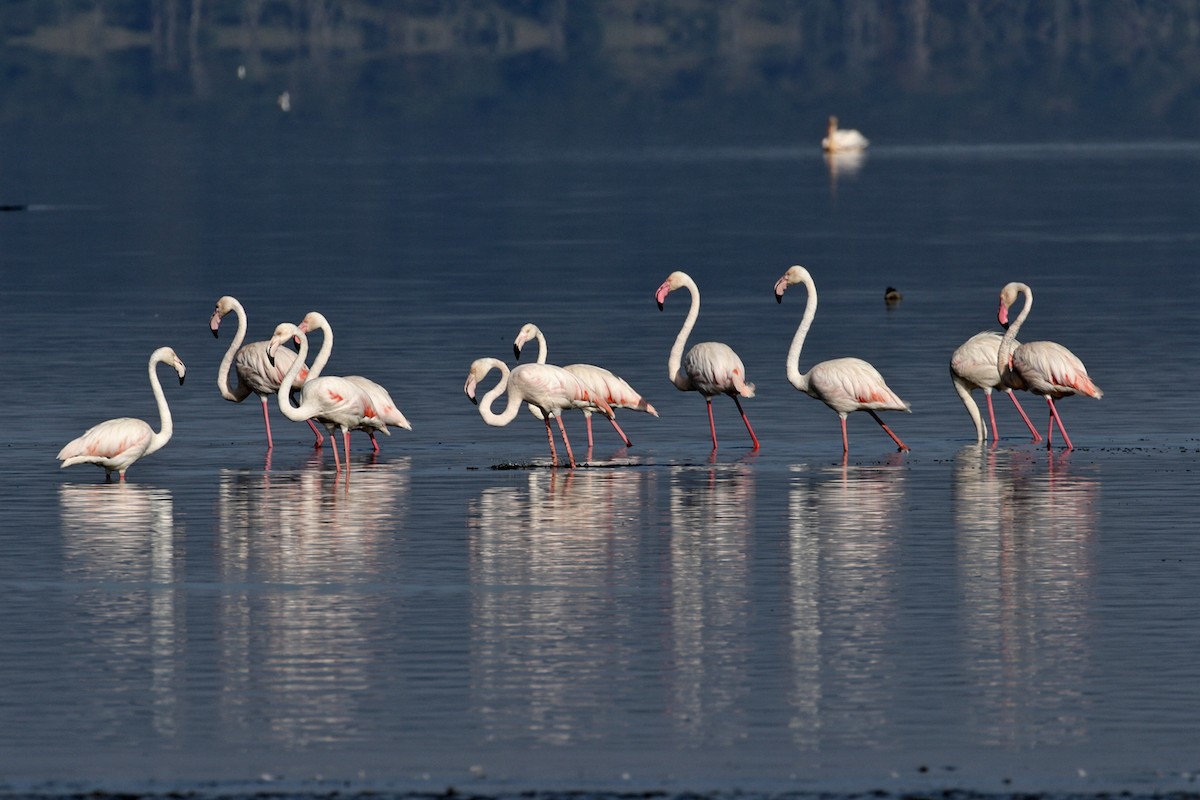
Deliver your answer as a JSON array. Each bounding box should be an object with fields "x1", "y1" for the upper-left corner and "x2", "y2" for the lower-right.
[
  {"x1": 153, "y1": 347, "x2": 187, "y2": 385},
  {"x1": 513, "y1": 323, "x2": 539, "y2": 361},
  {"x1": 774, "y1": 265, "x2": 811, "y2": 303},
  {"x1": 298, "y1": 311, "x2": 329, "y2": 335},
  {"x1": 655, "y1": 271, "x2": 689, "y2": 310},
  {"x1": 998, "y1": 282, "x2": 1022, "y2": 328},
  {"x1": 210, "y1": 296, "x2": 237, "y2": 337},
  {"x1": 267, "y1": 323, "x2": 303, "y2": 364}
]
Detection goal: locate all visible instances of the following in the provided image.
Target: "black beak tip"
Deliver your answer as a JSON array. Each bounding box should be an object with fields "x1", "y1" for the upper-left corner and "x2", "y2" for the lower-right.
[
  {"x1": 656, "y1": 300, "x2": 664, "y2": 311},
  {"x1": 210, "y1": 328, "x2": 219, "y2": 339},
  {"x1": 469, "y1": 396, "x2": 478, "y2": 406},
  {"x1": 513, "y1": 345, "x2": 521, "y2": 360},
  {"x1": 179, "y1": 376, "x2": 186, "y2": 386},
  {"x1": 775, "y1": 293, "x2": 784, "y2": 304}
]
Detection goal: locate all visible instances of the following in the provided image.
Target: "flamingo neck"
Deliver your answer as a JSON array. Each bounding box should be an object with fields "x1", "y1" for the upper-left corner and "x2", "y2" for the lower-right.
[
  {"x1": 668, "y1": 278, "x2": 699, "y2": 391},
  {"x1": 144, "y1": 353, "x2": 175, "y2": 457},
  {"x1": 276, "y1": 332, "x2": 317, "y2": 422},
  {"x1": 785, "y1": 276, "x2": 817, "y2": 394},
  {"x1": 304, "y1": 313, "x2": 334, "y2": 379},
  {"x1": 216, "y1": 299, "x2": 251, "y2": 402},
  {"x1": 998, "y1": 283, "x2": 1032, "y2": 376},
  {"x1": 476, "y1": 360, "x2": 524, "y2": 427},
  {"x1": 534, "y1": 329, "x2": 547, "y2": 365},
  {"x1": 951, "y1": 372, "x2": 986, "y2": 443}
]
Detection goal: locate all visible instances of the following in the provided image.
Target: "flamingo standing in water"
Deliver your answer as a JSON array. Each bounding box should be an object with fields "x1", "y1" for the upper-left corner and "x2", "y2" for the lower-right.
[
  {"x1": 297, "y1": 311, "x2": 412, "y2": 452},
  {"x1": 950, "y1": 330, "x2": 1042, "y2": 444},
  {"x1": 268, "y1": 323, "x2": 372, "y2": 471},
  {"x1": 464, "y1": 357, "x2": 614, "y2": 468},
  {"x1": 57, "y1": 347, "x2": 186, "y2": 481},
  {"x1": 997, "y1": 282, "x2": 1103, "y2": 450},
  {"x1": 822, "y1": 116, "x2": 869, "y2": 152},
  {"x1": 774, "y1": 265, "x2": 910, "y2": 454},
  {"x1": 512, "y1": 322, "x2": 657, "y2": 449},
  {"x1": 655, "y1": 271, "x2": 759, "y2": 451},
  {"x1": 210, "y1": 295, "x2": 323, "y2": 448}
]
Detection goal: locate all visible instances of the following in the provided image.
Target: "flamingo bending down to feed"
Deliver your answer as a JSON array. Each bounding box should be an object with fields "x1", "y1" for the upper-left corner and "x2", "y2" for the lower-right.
[
  {"x1": 297, "y1": 311, "x2": 412, "y2": 452},
  {"x1": 57, "y1": 347, "x2": 187, "y2": 482},
  {"x1": 950, "y1": 330, "x2": 1042, "y2": 444},
  {"x1": 464, "y1": 357, "x2": 614, "y2": 468},
  {"x1": 513, "y1": 322, "x2": 657, "y2": 449},
  {"x1": 268, "y1": 323, "x2": 373, "y2": 471},
  {"x1": 210, "y1": 295, "x2": 323, "y2": 448},
  {"x1": 774, "y1": 265, "x2": 910, "y2": 454},
  {"x1": 997, "y1": 282, "x2": 1102, "y2": 450},
  {"x1": 822, "y1": 116, "x2": 869, "y2": 152},
  {"x1": 655, "y1": 271, "x2": 759, "y2": 451}
]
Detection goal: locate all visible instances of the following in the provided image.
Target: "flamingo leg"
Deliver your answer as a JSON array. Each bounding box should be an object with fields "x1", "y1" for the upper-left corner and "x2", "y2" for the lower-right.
[
  {"x1": 705, "y1": 397, "x2": 719, "y2": 450},
  {"x1": 343, "y1": 430, "x2": 352, "y2": 467},
  {"x1": 840, "y1": 416, "x2": 850, "y2": 453},
  {"x1": 607, "y1": 416, "x2": 633, "y2": 447},
  {"x1": 259, "y1": 397, "x2": 275, "y2": 449},
  {"x1": 584, "y1": 412, "x2": 595, "y2": 449},
  {"x1": 543, "y1": 416, "x2": 560, "y2": 465},
  {"x1": 330, "y1": 428, "x2": 342, "y2": 471},
  {"x1": 308, "y1": 419, "x2": 325, "y2": 448},
  {"x1": 1007, "y1": 391, "x2": 1042, "y2": 442},
  {"x1": 732, "y1": 395, "x2": 760, "y2": 450},
  {"x1": 985, "y1": 391, "x2": 999, "y2": 442},
  {"x1": 867, "y1": 410, "x2": 909, "y2": 452},
  {"x1": 555, "y1": 416, "x2": 577, "y2": 468},
  {"x1": 368, "y1": 432, "x2": 380, "y2": 453},
  {"x1": 1045, "y1": 397, "x2": 1074, "y2": 450}
]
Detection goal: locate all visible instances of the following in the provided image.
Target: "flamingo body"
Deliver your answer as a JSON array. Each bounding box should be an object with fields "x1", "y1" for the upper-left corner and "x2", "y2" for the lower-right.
[
  {"x1": 57, "y1": 347, "x2": 186, "y2": 481},
  {"x1": 655, "y1": 271, "x2": 759, "y2": 450},
  {"x1": 774, "y1": 265, "x2": 909, "y2": 454},
  {"x1": 822, "y1": 116, "x2": 869, "y2": 152},
  {"x1": 950, "y1": 330, "x2": 1041, "y2": 443}
]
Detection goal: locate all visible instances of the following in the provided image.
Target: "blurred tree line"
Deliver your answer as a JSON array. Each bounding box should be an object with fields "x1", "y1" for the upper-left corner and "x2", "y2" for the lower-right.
[{"x1": 1, "y1": 0, "x2": 1197, "y2": 139}]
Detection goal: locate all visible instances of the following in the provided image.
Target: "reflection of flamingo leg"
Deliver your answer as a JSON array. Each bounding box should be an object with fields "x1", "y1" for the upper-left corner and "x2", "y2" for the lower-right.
[
  {"x1": 1046, "y1": 397, "x2": 1074, "y2": 450},
  {"x1": 705, "y1": 398, "x2": 719, "y2": 450},
  {"x1": 868, "y1": 410, "x2": 909, "y2": 451},
  {"x1": 733, "y1": 396, "x2": 760, "y2": 450},
  {"x1": 555, "y1": 416, "x2": 577, "y2": 468},
  {"x1": 1008, "y1": 391, "x2": 1042, "y2": 441}
]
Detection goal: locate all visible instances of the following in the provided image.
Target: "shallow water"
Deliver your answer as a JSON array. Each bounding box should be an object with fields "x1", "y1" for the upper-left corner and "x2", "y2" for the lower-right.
[{"x1": 2, "y1": 125, "x2": 1200, "y2": 796}]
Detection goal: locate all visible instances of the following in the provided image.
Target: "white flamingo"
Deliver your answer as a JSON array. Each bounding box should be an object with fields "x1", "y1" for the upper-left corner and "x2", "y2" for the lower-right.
[
  {"x1": 464, "y1": 357, "x2": 614, "y2": 468},
  {"x1": 774, "y1": 265, "x2": 910, "y2": 454},
  {"x1": 210, "y1": 295, "x2": 323, "y2": 448},
  {"x1": 268, "y1": 323, "x2": 372, "y2": 471},
  {"x1": 950, "y1": 330, "x2": 1041, "y2": 444},
  {"x1": 655, "y1": 270, "x2": 759, "y2": 451},
  {"x1": 997, "y1": 282, "x2": 1103, "y2": 450},
  {"x1": 512, "y1": 322, "x2": 657, "y2": 449},
  {"x1": 822, "y1": 115, "x2": 869, "y2": 152},
  {"x1": 57, "y1": 347, "x2": 186, "y2": 481},
  {"x1": 297, "y1": 311, "x2": 412, "y2": 452}
]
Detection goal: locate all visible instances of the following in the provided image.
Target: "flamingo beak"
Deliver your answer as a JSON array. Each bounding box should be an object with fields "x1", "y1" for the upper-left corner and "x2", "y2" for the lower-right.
[{"x1": 513, "y1": 343, "x2": 522, "y2": 360}]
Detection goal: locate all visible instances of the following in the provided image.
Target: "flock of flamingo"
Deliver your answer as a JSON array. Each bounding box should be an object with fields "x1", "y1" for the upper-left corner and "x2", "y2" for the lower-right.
[{"x1": 56, "y1": 265, "x2": 1103, "y2": 482}]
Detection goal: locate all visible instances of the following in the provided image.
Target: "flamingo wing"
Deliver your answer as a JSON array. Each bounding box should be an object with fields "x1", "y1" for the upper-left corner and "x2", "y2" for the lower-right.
[
  {"x1": 808, "y1": 358, "x2": 911, "y2": 414},
  {"x1": 683, "y1": 342, "x2": 755, "y2": 398},
  {"x1": 513, "y1": 364, "x2": 614, "y2": 418},
  {"x1": 236, "y1": 340, "x2": 308, "y2": 395},
  {"x1": 57, "y1": 418, "x2": 154, "y2": 471},
  {"x1": 950, "y1": 331, "x2": 1008, "y2": 390},
  {"x1": 565, "y1": 364, "x2": 658, "y2": 416},
  {"x1": 1012, "y1": 342, "x2": 1103, "y2": 399},
  {"x1": 345, "y1": 376, "x2": 412, "y2": 432}
]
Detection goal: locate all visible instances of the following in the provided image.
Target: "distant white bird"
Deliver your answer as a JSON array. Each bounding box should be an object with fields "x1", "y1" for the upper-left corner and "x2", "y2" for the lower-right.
[
  {"x1": 822, "y1": 115, "x2": 869, "y2": 152},
  {"x1": 58, "y1": 347, "x2": 187, "y2": 481},
  {"x1": 950, "y1": 330, "x2": 1041, "y2": 444}
]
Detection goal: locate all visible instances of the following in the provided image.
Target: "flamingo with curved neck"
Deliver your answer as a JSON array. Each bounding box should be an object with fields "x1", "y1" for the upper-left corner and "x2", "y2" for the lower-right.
[
  {"x1": 997, "y1": 282, "x2": 1103, "y2": 450},
  {"x1": 655, "y1": 270, "x2": 759, "y2": 451},
  {"x1": 57, "y1": 347, "x2": 187, "y2": 481},
  {"x1": 513, "y1": 322, "x2": 656, "y2": 449},
  {"x1": 464, "y1": 357, "x2": 614, "y2": 468},
  {"x1": 950, "y1": 330, "x2": 1041, "y2": 444},
  {"x1": 774, "y1": 265, "x2": 910, "y2": 455},
  {"x1": 209, "y1": 295, "x2": 322, "y2": 449}
]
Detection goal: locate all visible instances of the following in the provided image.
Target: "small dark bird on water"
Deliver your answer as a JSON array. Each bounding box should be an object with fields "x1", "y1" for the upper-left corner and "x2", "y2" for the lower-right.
[{"x1": 884, "y1": 287, "x2": 903, "y2": 305}]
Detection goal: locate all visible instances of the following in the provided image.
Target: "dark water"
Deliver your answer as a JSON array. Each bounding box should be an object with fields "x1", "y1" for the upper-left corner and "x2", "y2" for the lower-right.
[{"x1": 2, "y1": 124, "x2": 1200, "y2": 796}]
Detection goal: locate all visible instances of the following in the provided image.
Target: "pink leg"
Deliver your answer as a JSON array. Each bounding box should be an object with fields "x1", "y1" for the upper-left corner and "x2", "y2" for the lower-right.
[
  {"x1": 705, "y1": 397, "x2": 719, "y2": 450},
  {"x1": 555, "y1": 416, "x2": 577, "y2": 468},
  {"x1": 308, "y1": 419, "x2": 325, "y2": 448},
  {"x1": 1007, "y1": 391, "x2": 1042, "y2": 442},
  {"x1": 732, "y1": 396, "x2": 760, "y2": 450},
  {"x1": 543, "y1": 417, "x2": 559, "y2": 465},
  {"x1": 259, "y1": 397, "x2": 275, "y2": 449},
  {"x1": 607, "y1": 416, "x2": 632, "y2": 447},
  {"x1": 840, "y1": 416, "x2": 850, "y2": 453},
  {"x1": 342, "y1": 430, "x2": 352, "y2": 466},
  {"x1": 330, "y1": 429, "x2": 342, "y2": 471},
  {"x1": 368, "y1": 432, "x2": 380, "y2": 453},
  {"x1": 585, "y1": 413, "x2": 595, "y2": 449},
  {"x1": 985, "y1": 391, "x2": 999, "y2": 442},
  {"x1": 868, "y1": 410, "x2": 909, "y2": 451},
  {"x1": 1045, "y1": 396, "x2": 1074, "y2": 450}
]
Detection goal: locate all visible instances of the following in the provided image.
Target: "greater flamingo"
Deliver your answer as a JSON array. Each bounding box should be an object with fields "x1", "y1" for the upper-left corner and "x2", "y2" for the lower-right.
[
  {"x1": 297, "y1": 311, "x2": 412, "y2": 452},
  {"x1": 464, "y1": 357, "x2": 614, "y2": 468},
  {"x1": 822, "y1": 116, "x2": 869, "y2": 152},
  {"x1": 210, "y1": 295, "x2": 323, "y2": 448},
  {"x1": 57, "y1": 347, "x2": 186, "y2": 481},
  {"x1": 512, "y1": 322, "x2": 657, "y2": 449},
  {"x1": 268, "y1": 323, "x2": 372, "y2": 471},
  {"x1": 950, "y1": 330, "x2": 1041, "y2": 444},
  {"x1": 774, "y1": 265, "x2": 910, "y2": 454},
  {"x1": 655, "y1": 271, "x2": 759, "y2": 451},
  {"x1": 997, "y1": 282, "x2": 1103, "y2": 450}
]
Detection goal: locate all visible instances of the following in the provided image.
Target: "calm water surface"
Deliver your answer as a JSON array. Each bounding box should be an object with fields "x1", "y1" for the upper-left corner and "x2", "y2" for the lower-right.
[{"x1": 2, "y1": 126, "x2": 1199, "y2": 796}]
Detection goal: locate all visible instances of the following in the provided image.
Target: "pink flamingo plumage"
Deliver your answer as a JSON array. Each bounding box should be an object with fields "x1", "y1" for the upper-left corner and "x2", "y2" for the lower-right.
[
  {"x1": 464, "y1": 357, "x2": 614, "y2": 468},
  {"x1": 655, "y1": 271, "x2": 759, "y2": 451},
  {"x1": 297, "y1": 311, "x2": 412, "y2": 453},
  {"x1": 774, "y1": 265, "x2": 910, "y2": 454},
  {"x1": 210, "y1": 295, "x2": 323, "y2": 449},
  {"x1": 268, "y1": 323, "x2": 373, "y2": 471},
  {"x1": 950, "y1": 330, "x2": 1041, "y2": 444},
  {"x1": 513, "y1": 322, "x2": 657, "y2": 449},
  {"x1": 997, "y1": 281, "x2": 1103, "y2": 450},
  {"x1": 57, "y1": 347, "x2": 186, "y2": 482}
]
